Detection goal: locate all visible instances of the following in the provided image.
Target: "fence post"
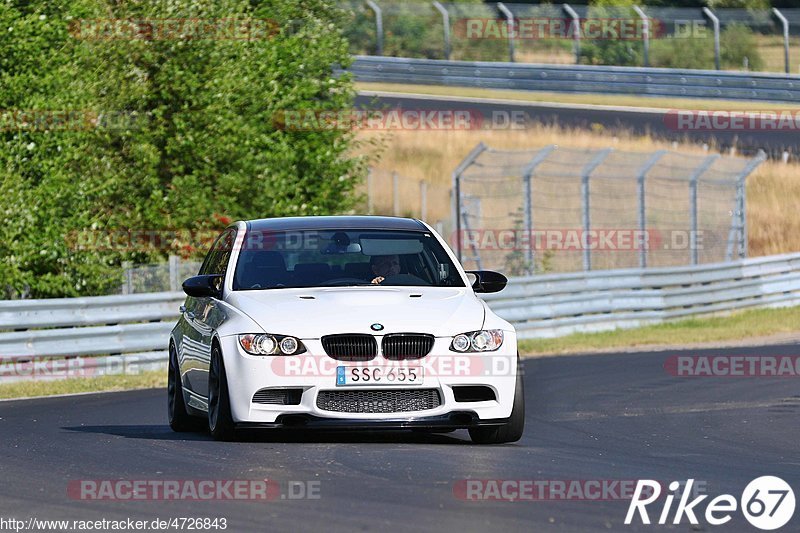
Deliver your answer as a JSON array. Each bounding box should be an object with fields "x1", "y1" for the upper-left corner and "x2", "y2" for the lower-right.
[
  {"x1": 633, "y1": 6, "x2": 649, "y2": 68},
  {"x1": 366, "y1": 0, "x2": 384, "y2": 56},
  {"x1": 452, "y1": 143, "x2": 488, "y2": 261},
  {"x1": 702, "y1": 8, "x2": 720, "y2": 71},
  {"x1": 772, "y1": 8, "x2": 790, "y2": 75},
  {"x1": 497, "y1": 3, "x2": 515, "y2": 62},
  {"x1": 392, "y1": 171, "x2": 400, "y2": 216},
  {"x1": 563, "y1": 4, "x2": 581, "y2": 65},
  {"x1": 580, "y1": 148, "x2": 613, "y2": 271},
  {"x1": 688, "y1": 155, "x2": 720, "y2": 265},
  {"x1": 367, "y1": 168, "x2": 374, "y2": 214},
  {"x1": 432, "y1": 1, "x2": 451, "y2": 60},
  {"x1": 121, "y1": 261, "x2": 133, "y2": 295},
  {"x1": 521, "y1": 145, "x2": 557, "y2": 274},
  {"x1": 636, "y1": 151, "x2": 666, "y2": 269},
  {"x1": 420, "y1": 180, "x2": 428, "y2": 221},
  {"x1": 169, "y1": 255, "x2": 180, "y2": 292},
  {"x1": 739, "y1": 150, "x2": 765, "y2": 259}
]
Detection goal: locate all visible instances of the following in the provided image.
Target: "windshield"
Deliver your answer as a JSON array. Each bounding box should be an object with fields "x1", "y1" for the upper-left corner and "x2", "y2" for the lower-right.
[{"x1": 232, "y1": 229, "x2": 465, "y2": 290}]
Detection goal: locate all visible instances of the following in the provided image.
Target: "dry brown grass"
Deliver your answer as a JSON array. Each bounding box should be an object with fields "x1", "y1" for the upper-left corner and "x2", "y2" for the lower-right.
[
  {"x1": 356, "y1": 126, "x2": 799, "y2": 257},
  {"x1": 748, "y1": 159, "x2": 800, "y2": 256},
  {"x1": 754, "y1": 35, "x2": 800, "y2": 74}
]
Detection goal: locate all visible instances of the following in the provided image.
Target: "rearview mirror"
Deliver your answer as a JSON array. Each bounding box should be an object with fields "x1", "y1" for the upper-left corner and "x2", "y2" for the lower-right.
[
  {"x1": 182, "y1": 274, "x2": 223, "y2": 298},
  {"x1": 466, "y1": 270, "x2": 507, "y2": 294}
]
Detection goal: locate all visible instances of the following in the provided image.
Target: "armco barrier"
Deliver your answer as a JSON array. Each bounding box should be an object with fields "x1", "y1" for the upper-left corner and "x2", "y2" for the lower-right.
[
  {"x1": 347, "y1": 56, "x2": 800, "y2": 103},
  {"x1": 0, "y1": 292, "x2": 184, "y2": 383},
  {"x1": 483, "y1": 252, "x2": 800, "y2": 338},
  {"x1": 1, "y1": 252, "x2": 799, "y2": 381}
]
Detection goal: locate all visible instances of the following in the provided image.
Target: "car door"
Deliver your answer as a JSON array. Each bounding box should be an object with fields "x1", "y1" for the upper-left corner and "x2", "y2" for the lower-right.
[
  {"x1": 181, "y1": 228, "x2": 235, "y2": 397},
  {"x1": 191, "y1": 228, "x2": 235, "y2": 398}
]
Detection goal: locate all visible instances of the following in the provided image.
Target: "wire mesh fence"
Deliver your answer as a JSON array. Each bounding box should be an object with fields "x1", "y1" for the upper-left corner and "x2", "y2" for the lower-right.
[
  {"x1": 454, "y1": 143, "x2": 765, "y2": 275},
  {"x1": 117, "y1": 146, "x2": 764, "y2": 293},
  {"x1": 357, "y1": 168, "x2": 452, "y2": 233},
  {"x1": 343, "y1": 1, "x2": 800, "y2": 74},
  {"x1": 121, "y1": 256, "x2": 201, "y2": 294}
]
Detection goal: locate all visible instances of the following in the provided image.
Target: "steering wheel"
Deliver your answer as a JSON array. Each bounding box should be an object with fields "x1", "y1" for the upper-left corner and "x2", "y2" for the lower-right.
[{"x1": 378, "y1": 273, "x2": 430, "y2": 286}]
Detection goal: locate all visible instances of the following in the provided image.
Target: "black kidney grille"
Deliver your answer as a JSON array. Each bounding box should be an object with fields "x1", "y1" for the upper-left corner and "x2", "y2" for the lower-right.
[
  {"x1": 321, "y1": 334, "x2": 377, "y2": 361},
  {"x1": 381, "y1": 334, "x2": 435, "y2": 360},
  {"x1": 316, "y1": 389, "x2": 441, "y2": 413}
]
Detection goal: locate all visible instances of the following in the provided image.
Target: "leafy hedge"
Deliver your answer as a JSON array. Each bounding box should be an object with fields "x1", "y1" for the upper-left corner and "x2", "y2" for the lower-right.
[{"x1": 1, "y1": 0, "x2": 367, "y2": 298}]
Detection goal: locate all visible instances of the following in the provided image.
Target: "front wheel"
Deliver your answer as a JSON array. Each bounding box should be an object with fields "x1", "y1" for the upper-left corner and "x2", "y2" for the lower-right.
[
  {"x1": 208, "y1": 344, "x2": 237, "y2": 441},
  {"x1": 469, "y1": 359, "x2": 525, "y2": 444},
  {"x1": 168, "y1": 343, "x2": 200, "y2": 432}
]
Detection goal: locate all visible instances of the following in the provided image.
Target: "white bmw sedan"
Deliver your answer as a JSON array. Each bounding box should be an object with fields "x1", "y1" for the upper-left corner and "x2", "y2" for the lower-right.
[{"x1": 169, "y1": 216, "x2": 524, "y2": 443}]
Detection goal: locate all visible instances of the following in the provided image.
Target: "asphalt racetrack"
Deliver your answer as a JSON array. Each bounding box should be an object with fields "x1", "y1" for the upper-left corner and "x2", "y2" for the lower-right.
[
  {"x1": 356, "y1": 92, "x2": 798, "y2": 159},
  {"x1": 1, "y1": 344, "x2": 798, "y2": 532}
]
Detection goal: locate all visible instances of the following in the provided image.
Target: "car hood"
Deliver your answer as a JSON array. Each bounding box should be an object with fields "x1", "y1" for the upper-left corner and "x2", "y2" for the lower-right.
[{"x1": 225, "y1": 286, "x2": 485, "y2": 338}]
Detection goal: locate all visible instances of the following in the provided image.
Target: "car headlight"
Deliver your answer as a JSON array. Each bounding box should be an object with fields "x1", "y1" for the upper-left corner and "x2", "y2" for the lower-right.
[
  {"x1": 238, "y1": 334, "x2": 306, "y2": 355},
  {"x1": 450, "y1": 330, "x2": 504, "y2": 352}
]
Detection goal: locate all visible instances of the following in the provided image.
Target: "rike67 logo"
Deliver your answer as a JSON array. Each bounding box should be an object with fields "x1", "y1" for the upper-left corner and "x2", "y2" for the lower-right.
[{"x1": 626, "y1": 477, "x2": 795, "y2": 530}]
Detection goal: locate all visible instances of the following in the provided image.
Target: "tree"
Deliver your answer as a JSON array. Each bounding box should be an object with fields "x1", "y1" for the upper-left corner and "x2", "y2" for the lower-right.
[{"x1": 0, "y1": 0, "x2": 368, "y2": 298}]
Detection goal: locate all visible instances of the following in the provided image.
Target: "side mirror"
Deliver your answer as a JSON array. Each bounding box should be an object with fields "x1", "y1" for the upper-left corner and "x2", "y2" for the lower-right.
[
  {"x1": 466, "y1": 270, "x2": 507, "y2": 294},
  {"x1": 182, "y1": 274, "x2": 223, "y2": 298}
]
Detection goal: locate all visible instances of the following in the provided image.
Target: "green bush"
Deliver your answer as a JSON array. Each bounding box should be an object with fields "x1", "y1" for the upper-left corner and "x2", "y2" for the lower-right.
[
  {"x1": 0, "y1": 0, "x2": 367, "y2": 298},
  {"x1": 720, "y1": 23, "x2": 764, "y2": 71},
  {"x1": 648, "y1": 23, "x2": 764, "y2": 71},
  {"x1": 383, "y1": 4, "x2": 444, "y2": 59},
  {"x1": 342, "y1": 0, "x2": 506, "y2": 61},
  {"x1": 578, "y1": 1, "x2": 643, "y2": 67},
  {"x1": 650, "y1": 33, "x2": 715, "y2": 70}
]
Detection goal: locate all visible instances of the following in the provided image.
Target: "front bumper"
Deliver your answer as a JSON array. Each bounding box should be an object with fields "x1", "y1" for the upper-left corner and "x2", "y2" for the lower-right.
[
  {"x1": 219, "y1": 334, "x2": 518, "y2": 425},
  {"x1": 236, "y1": 411, "x2": 510, "y2": 431}
]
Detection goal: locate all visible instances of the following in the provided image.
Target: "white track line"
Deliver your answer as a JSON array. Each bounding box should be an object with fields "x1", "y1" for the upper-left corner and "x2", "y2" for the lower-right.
[
  {"x1": 357, "y1": 90, "x2": 671, "y2": 115},
  {"x1": 0, "y1": 386, "x2": 162, "y2": 403}
]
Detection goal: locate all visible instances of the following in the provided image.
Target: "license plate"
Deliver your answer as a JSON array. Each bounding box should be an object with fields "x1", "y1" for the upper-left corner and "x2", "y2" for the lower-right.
[{"x1": 336, "y1": 366, "x2": 423, "y2": 386}]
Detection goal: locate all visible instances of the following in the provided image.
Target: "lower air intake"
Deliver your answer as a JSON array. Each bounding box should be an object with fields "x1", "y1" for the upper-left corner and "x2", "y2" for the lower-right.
[
  {"x1": 252, "y1": 388, "x2": 303, "y2": 405},
  {"x1": 316, "y1": 389, "x2": 441, "y2": 413}
]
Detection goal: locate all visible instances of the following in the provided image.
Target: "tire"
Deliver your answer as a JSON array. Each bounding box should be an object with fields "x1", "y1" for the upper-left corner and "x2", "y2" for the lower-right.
[
  {"x1": 208, "y1": 344, "x2": 237, "y2": 441},
  {"x1": 469, "y1": 359, "x2": 525, "y2": 444},
  {"x1": 168, "y1": 343, "x2": 200, "y2": 432}
]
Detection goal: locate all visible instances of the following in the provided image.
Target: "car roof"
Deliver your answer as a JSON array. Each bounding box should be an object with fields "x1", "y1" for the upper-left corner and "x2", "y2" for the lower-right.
[{"x1": 244, "y1": 215, "x2": 427, "y2": 232}]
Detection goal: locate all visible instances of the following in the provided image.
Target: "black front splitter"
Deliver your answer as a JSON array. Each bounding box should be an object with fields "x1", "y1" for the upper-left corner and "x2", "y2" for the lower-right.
[{"x1": 235, "y1": 411, "x2": 509, "y2": 431}]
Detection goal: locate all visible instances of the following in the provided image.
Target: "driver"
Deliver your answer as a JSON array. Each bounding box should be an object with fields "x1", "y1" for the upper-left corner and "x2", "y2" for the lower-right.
[{"x1": 370, "y1": 254, "x2": 401, "y2": 285}]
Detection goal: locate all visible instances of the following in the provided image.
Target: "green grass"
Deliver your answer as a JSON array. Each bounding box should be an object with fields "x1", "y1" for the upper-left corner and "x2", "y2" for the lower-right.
[
  {"x1": 0, "y1": 370, "x2": 166, "y2": 400},
  {"x1": 357, "y1": 81, "x2": 800, "y2": 112},
  {"x1": 519, "y1": 305, "x2": 800, "y2": 356}
]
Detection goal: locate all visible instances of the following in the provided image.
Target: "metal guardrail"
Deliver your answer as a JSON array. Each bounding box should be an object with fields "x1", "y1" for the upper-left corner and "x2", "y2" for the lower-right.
[
  {"x1": 348, "y1": 56, "x2": 800, "y2": 102},
  {"x1": 1, "y1": 252, "x2": 799, "y2": 380},
  {"x1": 483, "y1": 252, "x2": 800, "y2": 338},
  {"x1": 0, "y1": 291, "x2": 185, "y2": 330},
  {"x1": 0, "y1": 291, "x2": 184, "y2": 359}
]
